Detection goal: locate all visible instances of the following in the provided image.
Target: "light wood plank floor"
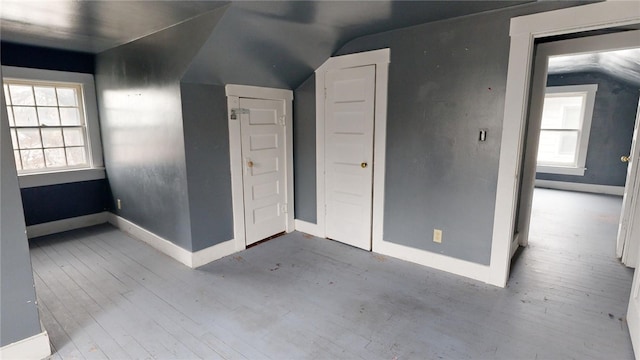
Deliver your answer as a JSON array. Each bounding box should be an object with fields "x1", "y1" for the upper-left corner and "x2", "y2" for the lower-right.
[{"x1": 32, "y1": 189, "x2": 635, "y2": 359}]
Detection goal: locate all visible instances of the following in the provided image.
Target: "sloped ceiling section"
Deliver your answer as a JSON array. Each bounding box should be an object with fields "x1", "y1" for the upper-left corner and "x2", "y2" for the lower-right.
[
  {"x1": 548, "y1": 48, "x2": 640, "y2": 86},
  {"x1": 182, "y1": 0, "x2": 532, "y2": 89},
  {"x1": 0, "y1": 1, "x2": 229, "y2": 53}
]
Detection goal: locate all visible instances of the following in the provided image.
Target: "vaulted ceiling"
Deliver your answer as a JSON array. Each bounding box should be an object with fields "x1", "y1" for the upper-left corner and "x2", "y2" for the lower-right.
[
  {"x1": 547, "y1": 48, "x2": 640, "y2": 86},
  {"x1": 6, "y1": 1, "x2": 632, "y2": 89},
  {"x1": 1, "y1": 0, "x2": 537, "y2": 88}
]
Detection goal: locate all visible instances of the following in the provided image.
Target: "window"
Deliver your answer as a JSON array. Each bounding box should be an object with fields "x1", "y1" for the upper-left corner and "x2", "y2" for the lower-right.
[
  {"x1": 2, "y1": 66, "x2": 104, "y2": 188},
  {"x1": 4, "y1": 80, "x2": 89, "y2": 171},
  {"x1": 536, "y1": 84, "x2": 597, "y2": 176}
]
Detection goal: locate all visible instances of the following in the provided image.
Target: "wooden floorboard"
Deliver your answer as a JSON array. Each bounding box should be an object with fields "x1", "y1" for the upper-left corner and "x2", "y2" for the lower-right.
[{"x1": 32, "y1": 188, "x2": 635, "y2": 359}]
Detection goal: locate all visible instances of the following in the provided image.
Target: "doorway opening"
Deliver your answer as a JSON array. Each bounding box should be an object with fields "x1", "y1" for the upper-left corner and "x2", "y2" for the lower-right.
[{"x1": 514, "y1": 31, "x2": 640, "y2": 270}]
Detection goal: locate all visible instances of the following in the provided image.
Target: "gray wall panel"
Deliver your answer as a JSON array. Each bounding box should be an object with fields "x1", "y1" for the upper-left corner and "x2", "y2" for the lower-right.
[
  {"x1": 0, "y1": 77, "x2": 42, "y2": 347},
  {"x1": 537, "y1": 72, "x2": 640, "y2": 187},
  {"x1": 332, "y1": 2, "x2": 582, "y2": 265},
  {"x1": 180, "y1": 82, "x2": 234, "y2": 251},
  {"x1": 293, "y1": 75, "x2": 317, "y2": 223},
  {"x1": 96, "y1": 10, "x2": 224, "y2": 251}
]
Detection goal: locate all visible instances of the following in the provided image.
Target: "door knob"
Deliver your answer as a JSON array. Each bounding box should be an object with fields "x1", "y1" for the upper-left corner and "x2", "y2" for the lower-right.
[
  {"x1": 621, "y1": 155, "x2": 630, "y2": 163},
  {"x1": 247, "y1": 160, "x2": 254, "y2": 168},
  {"x1": 361, "y1": 162, "x2": 368, "y2": 168}
]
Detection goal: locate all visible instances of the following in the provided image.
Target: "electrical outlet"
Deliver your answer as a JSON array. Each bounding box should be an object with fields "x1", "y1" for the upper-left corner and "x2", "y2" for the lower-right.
[
  {"x1": 433, "y1": 229, "x2": 442, "y2": 243},
  {"x1": 117, "y1": 199, "x2": 122, "y2": 210}
]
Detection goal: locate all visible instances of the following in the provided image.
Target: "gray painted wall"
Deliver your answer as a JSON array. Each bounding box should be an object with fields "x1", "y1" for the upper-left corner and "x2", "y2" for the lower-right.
[
  {"x1": 290, "y1": 2, "x2": 582, "y2": 265},
  {"x1": 95, "y1": 10, "x2": 224, "y2": 251},
  {"x1": 180, "y1": 82, "x2": 234, "y2": 251},
  {"x1": 293, "y1": 75, "x2": 317, "y2": 223},
  {"x1": 537, "y1": 72, "x2": 640, "y2": 187},
  {"x1": 0, "y1": 76, "x2": 42, "y2": 347}
]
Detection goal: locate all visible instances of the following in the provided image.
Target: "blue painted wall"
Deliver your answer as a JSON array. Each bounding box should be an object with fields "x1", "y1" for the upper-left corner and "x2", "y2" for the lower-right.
[
  {"x1": 293, "y1": 1, "x2": 582, "y2": 265},
  {"x1": 1, "y1": 41, "x2": 94, "y2": 74},
  {"x1": 21, "y1": 180, "x2": 111, "y2": 226},
  {"x1": 536, "y1": 72, "x2": 640, "y2": 187},
  {"x1": 96, "y1": 9, "x2": 225, "y2": 252},
  {"x1": 180, "y1": 82, "x2": 234, "y2": 251},
  {"x1": 1, "y1": 73, "x2": 42, "y2": 347},
  {"x1": 1, "y1": 42, "x2": 111, "y2": 226},
  {"x1": 293, "y1": 74, "x2": 317, "y2": 223}
]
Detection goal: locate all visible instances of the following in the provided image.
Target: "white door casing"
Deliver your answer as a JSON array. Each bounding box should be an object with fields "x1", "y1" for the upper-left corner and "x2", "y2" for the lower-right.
[
  {"x1": 324, "y1": 65, "x2": 376, "y2": 250},
  {"x1": 490, "y1": 1, "x2": 640, "y2": 287},
  {"x1": 240, "y1": 98, "x2": 287, "y2": 245},
  {"x1": 619, "y1": 98, "x2": 640, "y2": 268},
  {"x1": 226, "y1": 85, "x2": 294, "y2": 251}
]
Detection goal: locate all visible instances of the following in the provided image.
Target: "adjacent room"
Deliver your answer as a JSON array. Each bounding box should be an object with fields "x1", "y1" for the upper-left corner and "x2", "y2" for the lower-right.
[{"x1": 1, "y1": 1, "x2": 640, "y2": 359}]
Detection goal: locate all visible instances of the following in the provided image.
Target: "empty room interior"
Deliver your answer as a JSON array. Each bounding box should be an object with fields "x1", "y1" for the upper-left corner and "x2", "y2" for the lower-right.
[{"x1": 2, "y1": 1, "x2": 640, "y2": 359}]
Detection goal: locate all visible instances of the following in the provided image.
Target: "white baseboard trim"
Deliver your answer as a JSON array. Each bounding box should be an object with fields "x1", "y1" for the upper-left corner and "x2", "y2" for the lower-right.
[
  {"x1": 535, "y1": 179, "x2": 624, "y2": 196},
  {"x1": 375, "y1": 239, "x2": 492, "y2": 284},
  {"x1": 294, "y1": 219, "x2": 323, "y2": 237},
  {"x1": 107, "y1": 214, "x2": 236, "y2": 268},
  {"x1": 0, "y1": 331, "x2": 51, "y2": 360},
  {"x1": 192, "y1": 238, "x2": 237, "y2": 268},
  {"x1": 26, "y1": 212, "x2": 109, "y2": 239}
]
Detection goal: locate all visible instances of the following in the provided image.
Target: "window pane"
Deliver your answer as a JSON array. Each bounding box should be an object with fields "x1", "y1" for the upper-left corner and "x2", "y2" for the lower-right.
[
  {"x1": 56, "y1": 88, "x2": 77, "y2": 106},
  {"x1": 66, "y1": 147, "x2": 87, "y2": 166},
  {"x1": 17, "y1": 128, "x2": 42, "y2": 149},
  {"x1": 7, "y1": 107, "x2": 15, "y2": 126},
  {"x1": 10, "y1": 129, "x2": 18, "y2": 149},
  {"x1": 3, "y1": 84, "x2": 11, "y2": 105},
  {"x1": 34, "y1": 86, "x2": 57, "y2": 106},
  {"x1": 20, "y1": 149, "x2": 45, "y2": 170},
  {"x1": 60, "y1": 108, "x2": 80, "y2": 125},
  {"x1": 63, "y1": 128, "x2": 85, "y2": 146},
  {"x1": 13, "y1": 106, "x2": 38, "y2": 126},
  {"x1": 44, "y1": 148, "x2": 67, "y2": 168},
  {"x1": 14, "y1": 150, "x2": 21, "y2": 171},
  {"x1": 9, "y1": 85, "x2": 35, "y2": 105},
  {"x1": 42, "y1": 128, "x2": 64, "y2": 147},
  {"x1": 37, "y1": 107, "x2": 60, "y2": 126},
  {"x1": 537, "y1": 130, "x2": 579, "y2": 165},
  {"x1": 540, "y1": 95, "x2": 584, "y2": 129}
]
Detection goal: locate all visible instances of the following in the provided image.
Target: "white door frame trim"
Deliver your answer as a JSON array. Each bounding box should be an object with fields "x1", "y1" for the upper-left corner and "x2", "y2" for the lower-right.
[
  {"x1": 314, "y1": 48, "x2": 390, "y2": 250},
  {"x1": 225, "y1": 85, "x2": 295, "y2": 251},
  {"x1": 490, "y1": 2, "x2": 640, "y2": 287}
]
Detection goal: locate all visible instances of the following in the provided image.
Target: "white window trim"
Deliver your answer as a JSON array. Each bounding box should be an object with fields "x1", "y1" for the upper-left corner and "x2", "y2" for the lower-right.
[
  {"x1": 536, "y1": 84, "x2": 597, "y2": 176},
  {"x1": 2, "y1": 66, "x2": 104, "y2": 188}
]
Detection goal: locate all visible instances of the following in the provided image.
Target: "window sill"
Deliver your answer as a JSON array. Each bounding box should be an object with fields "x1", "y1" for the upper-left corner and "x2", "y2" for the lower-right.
[
  {"x1": 18, "y1": 168, "x2": 106, "y2": 189},
  {"x1": 536, "y1": 165, "x2": 585, "y2": 176}
]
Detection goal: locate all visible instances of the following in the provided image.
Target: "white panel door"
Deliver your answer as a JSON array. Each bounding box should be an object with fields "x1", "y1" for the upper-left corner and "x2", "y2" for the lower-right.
[
  {"x1": 240, "y1": 98, "x2": 286, "y2": 246},
  {"x1": 618, "y1": 99, "x2": 640, "y2": 267},
  {"x1": 325, "y1": 65, "x2": 375, "y2": 250}
]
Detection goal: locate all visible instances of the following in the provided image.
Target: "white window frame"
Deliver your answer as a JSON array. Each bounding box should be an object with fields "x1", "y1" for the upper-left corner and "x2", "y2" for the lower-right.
[
  {"x1": 536, "y1": 84, "x2": 597, "y2": 176},
  {"x1": 2, "y1": 66, "x2": 104, "y2": 188}
]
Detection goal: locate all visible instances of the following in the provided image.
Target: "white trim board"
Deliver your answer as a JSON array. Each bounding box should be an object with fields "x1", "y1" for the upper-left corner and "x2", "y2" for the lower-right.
[
  {"x1": 0, "y1": 331, "x2": 51, "y2": 360},
  {"x1": 19, "y1": 168, "x2": 106, "y2": 189},
  {"x1": 107, "y1": 214, "x2": 236, "y2": 268},
  {"x1": 315, "y1": 48, "x2": 390, "y2": 248},
  {"x1": 535, "y1": 180, "x2": 624, "y2": 196},
  {"x1": 26, "y1": 212, "x2": 109, "y2": 239},
  {"x1": 224, "y1": 85, "x2": 295, "y2": 251},
  {"x1": 376, "y1": 240, "x2": 491, "y2": 282},
  {"x1": 490, "y1": 1, "x2": 640, "y2": 287},
  {"x1": 294, "y1": 219, "x2": 323, "y2": 238}
]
